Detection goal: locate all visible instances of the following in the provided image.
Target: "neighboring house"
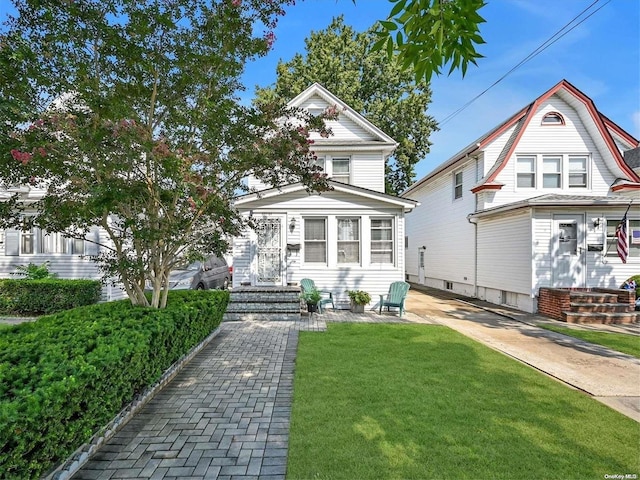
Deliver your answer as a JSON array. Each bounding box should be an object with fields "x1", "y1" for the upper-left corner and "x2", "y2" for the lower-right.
[
  {"x1": 0, "y1": 187, "x2": 127, "y2": 300},
  {"x1": 404, "y1": 79, "x2": 640, "y2": 313},
  {"x1": 232, "y1": 83, "x2": 418, "y2": 308}
]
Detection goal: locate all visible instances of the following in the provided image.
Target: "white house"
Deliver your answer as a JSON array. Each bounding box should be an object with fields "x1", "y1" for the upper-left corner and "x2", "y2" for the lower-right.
[
  {"x1": 0, "y1": 187, "x2": 127, "y2": 300},
  {"x1": 231, "y1": 83, "x2": 418, "y2": 308},
  {"x1": 404, "y1": 79, "x2": 640, "y2": 313}
]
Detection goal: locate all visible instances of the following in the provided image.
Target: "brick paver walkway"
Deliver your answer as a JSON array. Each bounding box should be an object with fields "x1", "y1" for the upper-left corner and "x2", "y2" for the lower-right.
[{"x1": 72, "y1": 310, "x2": 433, "y2": 480}]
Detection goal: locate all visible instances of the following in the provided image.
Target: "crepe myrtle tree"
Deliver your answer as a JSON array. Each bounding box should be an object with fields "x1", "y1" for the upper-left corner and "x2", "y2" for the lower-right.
[{"x1": 0, "y1": 0, "x2": 335, "y2": 309}]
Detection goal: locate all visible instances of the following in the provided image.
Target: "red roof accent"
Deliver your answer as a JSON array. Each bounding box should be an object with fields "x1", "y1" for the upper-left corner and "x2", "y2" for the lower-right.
[
  {"x1": 611, "y1": 183, "x2": 640, "y2": 192},
  {"x1": 471, "y1": 183, "x2": 504, "y2": 194},
  {"x1": 475, "y1": 80, "x2": 640, "y2": 190}
]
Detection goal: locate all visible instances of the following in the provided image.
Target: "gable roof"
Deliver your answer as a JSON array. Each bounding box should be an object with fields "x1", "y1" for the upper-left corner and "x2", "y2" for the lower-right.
[
  {"x1": 234, "y1": 180, "x2": 419, "y2": 212},
  {"x1": 404, "y1": 79, "x2": 640, "y2": 196},
  {"x1": 287, "y1": 83, "x2": 398, "y2": 148}
]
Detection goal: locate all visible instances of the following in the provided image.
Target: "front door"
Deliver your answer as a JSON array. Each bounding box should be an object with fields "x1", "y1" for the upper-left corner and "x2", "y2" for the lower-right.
[
  {"x1": 254, "y1": 216, "x2": 285, "y2": 286},
  {"x1": 552, "y1": 214, "x2": 585, "y2": 287}
]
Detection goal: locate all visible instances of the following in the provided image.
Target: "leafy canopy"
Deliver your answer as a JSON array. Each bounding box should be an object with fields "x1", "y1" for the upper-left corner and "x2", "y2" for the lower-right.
[
  {"x1": 0, "y1": 0, "x2": 333, "y2": 308},
  {"x1": 374, "y1": 0, "x2": 487, "y2": 82},
  {"x1": 255, "y1": 16, "x2": 438, "y2": 194}
]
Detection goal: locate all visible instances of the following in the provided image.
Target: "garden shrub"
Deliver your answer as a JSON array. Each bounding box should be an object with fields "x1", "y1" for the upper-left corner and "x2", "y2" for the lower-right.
[
  {"x1": 0, "y1": 289, "x2": 229, "y2": 479},
  {"x1": 0, "y1": 279, "x2": 102, "y2": 315}
]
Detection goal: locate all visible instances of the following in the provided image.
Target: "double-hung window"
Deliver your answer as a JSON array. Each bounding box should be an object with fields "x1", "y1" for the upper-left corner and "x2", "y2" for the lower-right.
[
  {"x1": 337, "y1": 217, "x2": 360, "y2": 264},
  {"x1": 21, "y1": 228, "x2": 35, "y2": 254},
  {"x1": 516, "y1": 156, "x2": 536, "y2": 188},
  {"x1": 542, "y1": 156, "x2": 562, "y2": 188},
  {"x1": 606, "y1": 218, "x2": 640, "y2": 260},
  {"x1": 332, "y1": 158, "x2": 350, "y2": 183},
  {"x1": 304, "y1": 218, "x2": 327, "y2": 264},
  {"x1": 371, "y1": 218, "x2": 394, "y2": 264},
  {"x1": 568, "y1": 156, "x2": 588, "y2": 188},
  {"x1": 312, "y1": 156, "x2": 325, "y2": 172},
  {"x1": 453, "y1": 171, "x2": 463, "y2": 199}
]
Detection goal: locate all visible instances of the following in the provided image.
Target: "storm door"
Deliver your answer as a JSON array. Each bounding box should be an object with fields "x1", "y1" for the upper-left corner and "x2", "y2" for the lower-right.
[
  {"x1": 552, "y1": 214, "x2": 585, "y2": 287},
  {"x1": 254, "y1": 216, "x2": 285, "y2": 285}
]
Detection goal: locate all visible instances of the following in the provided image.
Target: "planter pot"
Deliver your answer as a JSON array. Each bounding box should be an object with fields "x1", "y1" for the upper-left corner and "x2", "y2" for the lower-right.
[
  {"x1": 307, "y1": 302, "x2": 318, "y2": 313},
  {"x1": 350, "y1": 303, "x2": 365, "y2": 313}
]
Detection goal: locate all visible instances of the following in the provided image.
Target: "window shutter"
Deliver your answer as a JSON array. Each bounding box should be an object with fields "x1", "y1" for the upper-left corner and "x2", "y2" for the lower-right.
[{"x1": 5, "y1": 229, "x2": 19, "y2": 256}]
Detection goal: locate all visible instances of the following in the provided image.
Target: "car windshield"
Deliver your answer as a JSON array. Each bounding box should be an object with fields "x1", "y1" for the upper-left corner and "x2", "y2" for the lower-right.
[{"x1": 185, "y1": 261, "x2": 202, "y2": 271}]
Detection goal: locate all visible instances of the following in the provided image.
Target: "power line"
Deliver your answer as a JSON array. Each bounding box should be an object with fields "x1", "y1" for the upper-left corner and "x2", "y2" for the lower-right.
[{"x1": 439, "y1": 0, "x2": 611, "y2": 127}]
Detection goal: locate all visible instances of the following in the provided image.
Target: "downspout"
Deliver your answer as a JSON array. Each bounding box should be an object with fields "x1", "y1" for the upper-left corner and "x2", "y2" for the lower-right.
[{"x1": 466, "y1": 154, "x2": 480, "y2": 299}]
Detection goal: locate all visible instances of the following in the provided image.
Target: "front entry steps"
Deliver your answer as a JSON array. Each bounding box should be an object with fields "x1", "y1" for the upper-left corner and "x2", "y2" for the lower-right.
[
  {"x1": 224, "y1": 286, "x2": 301, "y2": 321},
  {"x1": 563, "y1": 291, "x2": 639, "y2": 324},
  {"x1": 538, "y1": 288, "x2": 638, "y2": 324}
]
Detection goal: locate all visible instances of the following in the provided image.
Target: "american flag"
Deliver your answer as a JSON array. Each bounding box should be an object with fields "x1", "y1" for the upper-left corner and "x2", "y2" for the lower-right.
[{"x1": 616, "y1": 212, "x2": 629, "y2": 263}]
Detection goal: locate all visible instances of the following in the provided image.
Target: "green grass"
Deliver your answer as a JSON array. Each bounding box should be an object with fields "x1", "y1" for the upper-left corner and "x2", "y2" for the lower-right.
[
  {"x1": 540, "y1": 324, "x2": 640, "y2": 358},
  {"x1": 288, "y1": 324, "x2": 640, "y2": 480}
]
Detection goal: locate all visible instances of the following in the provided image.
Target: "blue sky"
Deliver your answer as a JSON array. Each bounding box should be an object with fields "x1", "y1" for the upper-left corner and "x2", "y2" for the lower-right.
[
  {"x1": 2, "y1": 1, "x2": 638, "y2": 182},
  {"x1": 242, "y1": 0, "x2": 640, "y2": 181}
]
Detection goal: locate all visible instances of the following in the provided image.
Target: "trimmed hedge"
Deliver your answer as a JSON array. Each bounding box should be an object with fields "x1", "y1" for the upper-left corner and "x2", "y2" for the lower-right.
[
  {"x1": 0, "y1": 289, "x2": 229, "y2": 479},
  {"x1": 0, "y1": 279, "x2": 102, "y2": 316}
]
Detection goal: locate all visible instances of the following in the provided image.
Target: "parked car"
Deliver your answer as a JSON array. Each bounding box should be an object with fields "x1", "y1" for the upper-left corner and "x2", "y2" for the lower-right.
[{"x1": 168, "y1": 255, "x2": 231, "y2": 290}]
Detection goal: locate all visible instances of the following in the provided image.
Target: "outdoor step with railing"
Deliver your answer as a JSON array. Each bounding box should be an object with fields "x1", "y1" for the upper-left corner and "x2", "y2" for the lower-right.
[{"x1": 223, "y1": 286, "x2": 301, "y2": 321}]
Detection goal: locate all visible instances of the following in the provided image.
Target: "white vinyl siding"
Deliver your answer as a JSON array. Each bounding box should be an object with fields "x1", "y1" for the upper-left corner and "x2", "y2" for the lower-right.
[{"x1": 477, "y1": 211, "x2": 532, "y2": 294}]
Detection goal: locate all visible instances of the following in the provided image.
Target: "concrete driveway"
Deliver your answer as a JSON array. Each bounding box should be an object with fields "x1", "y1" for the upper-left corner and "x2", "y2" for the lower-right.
[{"x1": 404, "y1": 286, "x2": 640, "y2": 422}]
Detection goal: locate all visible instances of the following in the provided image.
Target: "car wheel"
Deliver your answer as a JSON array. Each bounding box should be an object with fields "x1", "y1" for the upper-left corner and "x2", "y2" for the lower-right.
[{"x1": 196, "y1": 283, "x2": 205, "y2": 290}]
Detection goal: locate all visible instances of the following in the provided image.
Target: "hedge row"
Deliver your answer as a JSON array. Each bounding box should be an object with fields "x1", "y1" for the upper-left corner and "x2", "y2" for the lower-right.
[
  {"x1": 0, "y1": 279, "x2": 102, "y2": 316},
  {"x1": 0, "y1": 289, "x2": 229, "y2": 479}
]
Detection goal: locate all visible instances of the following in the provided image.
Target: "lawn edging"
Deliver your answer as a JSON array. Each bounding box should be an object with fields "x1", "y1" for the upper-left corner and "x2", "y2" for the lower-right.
[{"x1": 45, "y1": 326, "x2": 222, "y2": 480}]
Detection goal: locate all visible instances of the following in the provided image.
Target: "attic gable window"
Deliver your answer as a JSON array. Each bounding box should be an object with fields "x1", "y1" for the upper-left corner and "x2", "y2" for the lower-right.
[{"x1": 541, "y1": 112, "x2": 565, "y2": 126}]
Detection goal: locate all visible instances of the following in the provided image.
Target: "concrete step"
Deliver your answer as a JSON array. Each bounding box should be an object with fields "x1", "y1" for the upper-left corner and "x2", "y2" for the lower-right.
[
  {"x1": 225, "y1": 303, "x2": 301, "y2": 313},
  {"x1": 223, "y1": 286, "x2": 302, "y2": 321},
  {"x1": 224, "y1": 312, "x2": 300, "y2": 322},
  {"x1": 561, "y1": 311, "x2": 640, "y2": 324}
]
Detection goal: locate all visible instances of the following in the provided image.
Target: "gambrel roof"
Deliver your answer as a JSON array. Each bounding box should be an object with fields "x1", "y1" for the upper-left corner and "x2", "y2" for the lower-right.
[{"x1": 404, "y1": 79, "x2": 640, "y2": 196}]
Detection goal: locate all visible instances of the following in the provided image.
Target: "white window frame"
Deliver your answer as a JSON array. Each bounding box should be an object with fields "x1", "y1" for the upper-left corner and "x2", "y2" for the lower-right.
[
  {"x1": 516, "y1": 154, "x2": 591, "y2": 190},
  {"x1": 370, "y1": 217, "x2": 394, "y2": 265},
  {"x1": 337, "y1": 217, "x2": 360, "y2": 264},
  {"x1": 453, "y1": 170, "x2": 463, "y2": 199},
  {"x1": 303, "y1": 217, "x2": 327, "y2": 265},
  {"x1": 331, "y1": 157, "x2": 351, "y2": 184},
  {"x1": 542, "y1": 156, "x2": 562, "y2": 189},
  {"x1": 541, "y1": 112, "x2": 565, "y2": 126},
  {"x1": 568, "y1": 155, "x2": 588, "y2": 188},
  {"x1": 606, "y1": 217, "x2": 640, "y2": 260},
  {"x1": 516, "y1": 156, "x2": 536, "y2": 188},
  {"x1": 20, "y1": 227, "x2": 36, "y2": 255}
]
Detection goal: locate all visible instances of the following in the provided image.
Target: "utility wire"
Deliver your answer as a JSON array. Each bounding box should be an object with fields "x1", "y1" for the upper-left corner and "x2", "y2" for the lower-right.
[{"x1": 439, "y1": 0, "x2": 611, "y2": 126}]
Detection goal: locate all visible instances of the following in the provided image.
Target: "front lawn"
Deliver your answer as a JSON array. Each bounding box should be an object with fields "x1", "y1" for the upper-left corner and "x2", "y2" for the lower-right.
[
  {"x1": 540, "y1": 324, "x2": 640, "y2": 359},
  {"x1": 289, "y1": 324, "x2": 639, "y2": 480}
]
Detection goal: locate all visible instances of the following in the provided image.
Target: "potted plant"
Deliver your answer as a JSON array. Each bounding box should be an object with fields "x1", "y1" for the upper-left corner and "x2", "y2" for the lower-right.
[
  {"x1": 346, "y1": 289, "x2": 371, "y2": 313},
  {"x1": 301, "y1": 288, "x2": 322, "y2": 313}
]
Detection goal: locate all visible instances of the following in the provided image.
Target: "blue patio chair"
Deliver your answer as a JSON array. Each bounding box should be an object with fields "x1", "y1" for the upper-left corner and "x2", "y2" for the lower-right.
[
  {"x1": 300, "y1": 278, "x2": 334, "y2": 313},
  {"x1": 379, "y1": 281, "x2": 410, "y2": 318}
]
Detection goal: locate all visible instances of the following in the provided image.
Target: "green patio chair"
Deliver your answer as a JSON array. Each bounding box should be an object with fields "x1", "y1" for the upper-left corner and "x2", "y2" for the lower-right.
[
  {"x1": 300, "y1": 278, "x2": 334, "y2": 313},
  {"x1": 379, "y1": 281, "x2": 410, "y2": 318}
]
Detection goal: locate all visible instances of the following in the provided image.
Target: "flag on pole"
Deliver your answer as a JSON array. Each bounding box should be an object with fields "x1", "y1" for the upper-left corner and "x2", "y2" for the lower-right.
[{"x1": 616, "y1": 213, "x2": 629, "y2": 263}]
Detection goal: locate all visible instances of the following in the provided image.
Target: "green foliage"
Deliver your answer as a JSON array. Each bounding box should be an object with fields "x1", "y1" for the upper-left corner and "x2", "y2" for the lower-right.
[
  {"x1": 1, "y1": 0, "x2": 333, "y2": 309},
  {"x1": 346, "y1": 289, "x2": 371, "y2": 305},
  {"x1": 0, "y1": 279, "x2": 101, "y2": 316},
  {"x1": 301, "y1": 288, "x2": 322, "y2": 305},
  {"x1": 539, "y1": 325, "x2": 640, "y2": 359},
  {"x1": 10, "y1": 261, "x2": 56, "y2": 280},
  {"x1": 0, "y1": 289, "x2": 228, "y2": 479},
  {"x1": 255, "y1": 16, "x2": 438, "y2": 194},
  {"x1": 374, "y1": 0, "x2": 487, "y2": 82}
]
